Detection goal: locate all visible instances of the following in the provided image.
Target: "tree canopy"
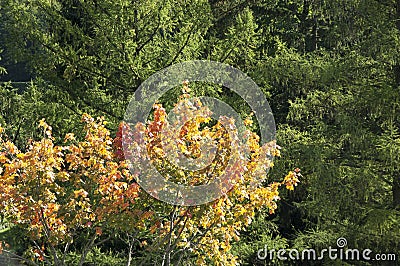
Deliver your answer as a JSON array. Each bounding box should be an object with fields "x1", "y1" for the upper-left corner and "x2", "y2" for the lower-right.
[{"x1": 0, "y1": 0, "x2": 399, "y2": 265}]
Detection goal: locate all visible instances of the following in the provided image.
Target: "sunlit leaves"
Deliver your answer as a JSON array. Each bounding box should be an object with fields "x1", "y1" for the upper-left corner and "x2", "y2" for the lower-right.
[
  {"x1": 117, "y1": 87, "x2": 300, "y2": 265},
  {"x1": 0, "y1": 88, "x2": 300, "y2": 265},
  {"x1": 0, "y1": 114, "x2": 141, "y2": 264}
]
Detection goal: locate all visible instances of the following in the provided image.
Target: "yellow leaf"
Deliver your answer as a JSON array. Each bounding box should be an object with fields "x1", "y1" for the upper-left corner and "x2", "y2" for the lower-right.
[{"x1": 38, "y1": 119, "x2": 47, "y2": 128}]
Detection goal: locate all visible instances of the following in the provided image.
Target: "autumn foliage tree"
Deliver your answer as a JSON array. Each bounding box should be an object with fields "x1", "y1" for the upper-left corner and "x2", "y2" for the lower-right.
[
  {"x1": 0, "y1": 86, "x2": 299, "y2": 265},
  {"x1": 0, "y1": 113, "x2": 147, "y2": 265}
]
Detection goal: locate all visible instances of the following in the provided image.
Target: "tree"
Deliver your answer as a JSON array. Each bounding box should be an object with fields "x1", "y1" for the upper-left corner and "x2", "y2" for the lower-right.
[
  {"x1": 0, "y1": 87, "x2": 299, "y2": 265},
  {"x1": 0, "y1": 113, "x2": 143, "y2": 265},
  {"x1": 257, "y1": 0, "x2": 400, "y2": 261},
  {"x1": 1, "y1": 0, "x2": 256, "y2": 119},
  {"x1": 3, "y1": 0, "x2": 399, "y2": 264}
]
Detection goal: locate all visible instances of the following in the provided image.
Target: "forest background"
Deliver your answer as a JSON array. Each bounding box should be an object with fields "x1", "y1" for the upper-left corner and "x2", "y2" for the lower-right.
[{"x1": 0, "y1": 0, "x2": 399, "y2": 265}]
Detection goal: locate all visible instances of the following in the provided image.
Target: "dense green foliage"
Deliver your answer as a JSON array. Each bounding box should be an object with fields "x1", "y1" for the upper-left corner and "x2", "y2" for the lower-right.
[{"x1": 1, "y1": 0, "x2": 399, "y2": 265}]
